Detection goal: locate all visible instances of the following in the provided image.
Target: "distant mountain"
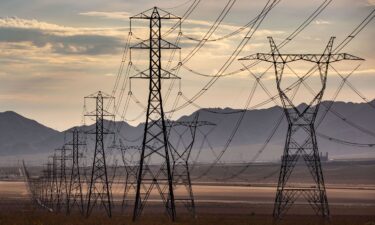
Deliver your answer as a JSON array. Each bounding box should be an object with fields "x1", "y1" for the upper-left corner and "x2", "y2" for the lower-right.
[
  {"x1": 0, "y1": 111, "x2": 60, "y2": 155},
  {"x1": 0, "y1": 100, "x2": 374, "y2": 164},
  {"x1": 183, "y1": 100, "x2": 375, "y2": 162}
]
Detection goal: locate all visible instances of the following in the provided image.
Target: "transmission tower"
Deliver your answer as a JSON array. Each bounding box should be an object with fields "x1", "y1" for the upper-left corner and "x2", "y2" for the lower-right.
[
  {"x1": 65, "y1": 128, "x2": 86, "y2": 215},
  {"x1": 42, "y1": 161, "x2": 53, "y2": 209},
  {"x1": 22, "y1": 160, "x2": 44, "y2": 209},
  {"x1": 167, "y1": 112, "x2": 215, "y2": 217},
  {"x1": 239, "y1": 37, "x2": 363, "y2": 220},
  {"x1": 48, "y1": 154, "x2": 59, "y2": 211},
  {"x1": 129, "y1": 7, "x2": 181, "y2": 221},
  {"x1": 118, "y1": 140, "x2": 141, "y2": 212},
  {"x1": 55, "y1": 146, "x2": 71, "y2": 212},
  {"x1": 85, "y1": 91, "x2": 115, "y2": 217}
]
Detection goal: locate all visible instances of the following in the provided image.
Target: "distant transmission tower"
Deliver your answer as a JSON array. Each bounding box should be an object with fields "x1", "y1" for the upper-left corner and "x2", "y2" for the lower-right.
[
  {"x1": 129, "y1": 7, "x2": 181, "y2": 221},
  {"x1": 22, "y1": 161, "x2": 38, "y2": 206},
  {"x1": 85, "y1": 91, "x2": 115, "y2": 217},
  {"x1": 66, "y1": 128, "x2": 86, "y2": 215},
  {"x1": 167, "y1": 112, "x2": 215, "y2": 217},
  {"x1": 55, "y1": 145, "x2": 70, "y2": 212},
  {"x1": 240, "y1": 37, "x2": 363, "y2": 220},
  {"x1": 118, "y1": 140, "x2": 141, "y2": 212},
  {"x1": 50, "y1": 154, "x2": 59, "y2": 211},
  {"x1": 42, "y1": 161, "x2": 53, "y2": 209}
]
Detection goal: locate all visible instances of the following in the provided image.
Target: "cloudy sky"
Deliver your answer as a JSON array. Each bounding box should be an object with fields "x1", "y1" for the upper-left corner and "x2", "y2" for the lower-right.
[{"x1": 0, "y1": 0, "x2": 373, "y2": 131}]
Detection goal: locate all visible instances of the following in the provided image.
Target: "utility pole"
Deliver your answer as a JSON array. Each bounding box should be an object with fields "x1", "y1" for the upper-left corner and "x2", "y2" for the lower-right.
[
  {"x1": 66, "y1": 128, "x2": 86, "y2": 215},
  {"x1": 167, "y1": 112, "x2": 215, "y2": 217},
  {"x1": 85, "y1": 91, "x2": 114, "y2": 217},
  {"x1": 129, "y1": 7, "x2": 181, "y2": 221},
  {"x1": 239, "y1": 37, "x2": 363, "y2": 221}
]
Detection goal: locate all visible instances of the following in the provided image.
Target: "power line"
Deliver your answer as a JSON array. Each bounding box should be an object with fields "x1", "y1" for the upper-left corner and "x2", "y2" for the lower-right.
[
  {"x1": 169, "y1": 0, "x2": 331, "y2": 111},
  {"x1": 181, "y1": 0, "x2": 281, "y2": 42},
  {"x1": 191, "y1": 10, "x2": 374, "y2": 181}
]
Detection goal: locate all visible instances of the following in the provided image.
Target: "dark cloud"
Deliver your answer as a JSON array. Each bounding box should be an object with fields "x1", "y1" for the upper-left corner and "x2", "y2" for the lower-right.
[
  {"x1": 0, "y1": 27, "x2": 123, "y2": 55},
  {"x1": 52, "y1": 34, "x2": 123, "y2": 55}
]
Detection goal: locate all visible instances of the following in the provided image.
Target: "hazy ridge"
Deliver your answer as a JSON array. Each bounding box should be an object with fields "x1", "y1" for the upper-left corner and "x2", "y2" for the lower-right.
[{"x1": 0, "y1": 100, "x2": 374, "y2": 163}]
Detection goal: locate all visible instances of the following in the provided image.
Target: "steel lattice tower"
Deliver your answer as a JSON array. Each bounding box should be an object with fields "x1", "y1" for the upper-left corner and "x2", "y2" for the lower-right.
[
  {"x1": 23, "y1": 161, "x2": 50, "y2": 210},
  {"x1": 240, "y1": 37, "x2": 363, "y2": 220},
  {"x1": 39, "y1": 162, "x2": 52, "y2": 209},
  {"x1": 22, "y1": 161, "x2": 38, "y2": 206},
  {"x1": 44, "y1": 161, "x2": 53, "y2": 208},
  {"x1": 49, "y1": 154, "x2": 59, "y2": 210},
  {"x1": 167, "y1": 112, "x2": 215, "y2": 217},
  {"x1": 85, "y1": 91, "x2": 114, "y2": 217},
  {"x1": 130, "y1": 7, "x2": 181, "y2": 221},
  {"x1": 55, "y1": 146, "x2": 70, "y2": 212},
  {"x1": 118, "y1": 140, "x2": 141, "y2": 212},
  {"x1": 66, "y1": 128, "x2": 85, "y2": 215}
]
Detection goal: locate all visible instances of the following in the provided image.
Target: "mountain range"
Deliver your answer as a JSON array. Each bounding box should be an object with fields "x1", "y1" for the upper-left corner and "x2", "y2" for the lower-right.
[{"x1": 1, "y1": 100, "x2": 374, "y2": 165}]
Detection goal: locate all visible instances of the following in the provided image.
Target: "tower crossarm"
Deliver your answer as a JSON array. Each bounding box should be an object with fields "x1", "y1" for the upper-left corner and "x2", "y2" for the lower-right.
[
  {"x1": 240, "y1": 53, "x2": 364, "y2": 63},
  {"x1": 131, "y1": 39, "x2": 180, "y2": 50},
  {"x1": 131, "y1": 68, "x2": 180, "y2": 79},
  {"x1": 130, "y1": 7, "x2": 180, "y2": 20}
]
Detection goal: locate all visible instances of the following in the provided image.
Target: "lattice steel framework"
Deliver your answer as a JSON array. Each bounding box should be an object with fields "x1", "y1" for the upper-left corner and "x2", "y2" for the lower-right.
[
  {"x1": 49, "y1": 154, "x2": 59, "y2": 210},
  {"x1": 23, "y1": 162, "x2": 52, "y2": 211},
  {"x1": 85, "y1": 91, "x2": 115, "y2": 217},
  {"x1": 129, "y1": 7, "x2": 181, "y2": 221},
  {"x1": 22, "y1": 160, "x2": 41, "y2": 207},
  {"x1": 118, "y1": 140, "x2": 141, "y2": 212},
  {"x1": 66, "y1": 128, "x2": 86, "y2": 215},
  {"x1": 239, "y1": 37, "x2": 363, "y2": 220},
  {"x1": 43, "y1": 161, "x2": 53, "y2": 209},
  {"x1": 55, "y1": 146, "x2": 70, "y2": 212},
  {"x1": 167, "y1": 112, "x2": 215, "y2": 217}
]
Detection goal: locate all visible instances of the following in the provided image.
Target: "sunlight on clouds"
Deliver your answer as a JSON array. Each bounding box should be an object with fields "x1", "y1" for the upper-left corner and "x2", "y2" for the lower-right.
[
  {"x1": 79, "y1": 11, "x2": 132, "y2": 20},
  {"x1": 0, "y1": 17, "x2": 68, "y2": 31},
  {"x1": 0, "y1": 17, "x2": 127, "y2": 37},
  {"x1": 79, "y1": 11, "x2": 285, "y2": 40}
]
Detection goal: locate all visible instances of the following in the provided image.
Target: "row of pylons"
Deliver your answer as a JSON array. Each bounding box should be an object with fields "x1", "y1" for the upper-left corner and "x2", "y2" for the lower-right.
[{"x1": 22, "y1": 6, "x2": 365, "y2": 223}]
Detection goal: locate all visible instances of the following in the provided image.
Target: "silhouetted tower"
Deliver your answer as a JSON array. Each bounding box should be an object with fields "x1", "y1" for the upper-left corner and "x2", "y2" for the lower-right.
[
  {"x1": 239, "y1": 37, "x2": 363, "y2": 220},
  {"x1": 42, "y1": 161, "x2": 53, "y2": 208},
  {"x1": 85, "y1": 91, "x2": 114, "y2": 217},
  {"x1": 55, "y1": 146, "x2": 70, "y2": 212},
  {"x1": 167, "y1": 112, "x2": 215, "y2": 217},
  {"x1": 23, "y1": 161, "x2": 51, "y2": 211},
  {"x1": 49, "y1": 154, "x2": 59, "y2": 210},
  {"x1": 66, "y1": 128, "x2": 86, "y2": 215},
  {"x1": 129, "y1": 7, "x2": 181, "y2": 221},
  {"x1": 118, "y1": 140, "x2": 141, "y2": 212},
  {"x1": 22, "y1": 160, "x2": 42, "y2": 208}
]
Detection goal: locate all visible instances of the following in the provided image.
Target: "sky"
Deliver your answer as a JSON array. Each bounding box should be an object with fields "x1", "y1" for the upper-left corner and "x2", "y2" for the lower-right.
[{"x1": 0, "y1": 0, "x2": 373, "y2": 131}]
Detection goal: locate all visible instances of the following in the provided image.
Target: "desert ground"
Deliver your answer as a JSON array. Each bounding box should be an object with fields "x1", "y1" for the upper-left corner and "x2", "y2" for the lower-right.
[{"x1": 0, "y1": 160, "x2": 374, "y2": 225}]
